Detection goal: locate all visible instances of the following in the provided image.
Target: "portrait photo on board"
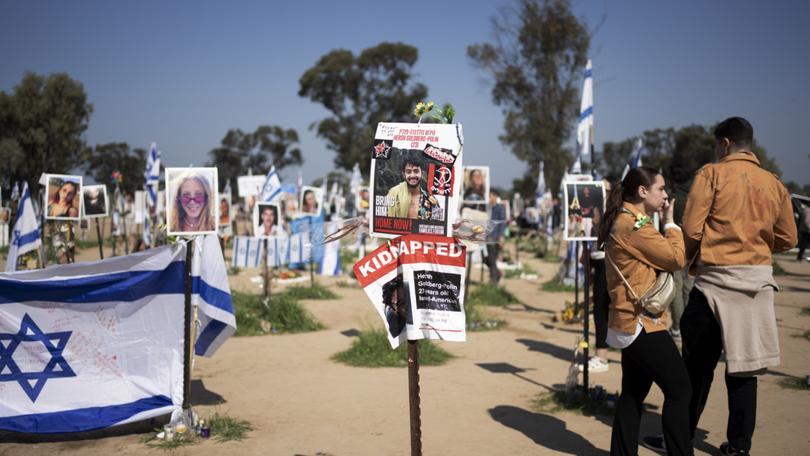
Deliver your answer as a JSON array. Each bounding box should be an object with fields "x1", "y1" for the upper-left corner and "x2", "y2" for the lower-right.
[
  {"x1": 45, "y1": 174, "x2": 82, "y2": 221},
  {"x1": 253, "y1": 202, "x2": 282, "y2": 238},
  {"x1": 369, "y1": 122, "x2": 463, "y2": 238},
  {"x1": 462, "y1": 166, "x2": 489, "y2": 205},
  {"x1": 563, "y1": 179, "x2": 605, "y2": 241},
  {"x1": 165, "y1": 167, "x2": 218, "y2": 236},
  {"x1": 81, "y1": 184, "x2": 108, "y2": 218},
  {"x1": 299, "y1": 186, "x2": 323, "y2": 217}
]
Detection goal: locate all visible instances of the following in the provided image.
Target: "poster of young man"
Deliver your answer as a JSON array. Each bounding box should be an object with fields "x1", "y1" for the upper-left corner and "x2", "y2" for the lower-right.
[
  {"x1": 218, "y1": 190, "x2": 233, "y2": 237},
  {"x1": 299, "y1": 186, "x2": 323, "y2": 216},
  {"x1": 253, "y1": 202, "x2": 282, "y2": 238},
  {"x1": 462, "y1": 166, "x2": 489, "y2": 209},
  {"x1": 369, "y1": 122, "x2": 464, "y2": 238},
  {"x1": 45, "y1": 174, "x2": 82, "y2": 221},
  {"x1": 563, "y1": 178, "x2": 605, "y2": 241},
  {"x1": 165, "y1": 167, "x2": 218, "y2": 236},
  {"x1": 81, "y1": 185, "x2": 108, "y2": 218}
]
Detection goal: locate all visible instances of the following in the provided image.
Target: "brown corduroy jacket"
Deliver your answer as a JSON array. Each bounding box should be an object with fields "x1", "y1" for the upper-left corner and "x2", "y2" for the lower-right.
[
  {"x1": 606, "y1": 202, "x2": 686, "y2": 334},
  {"x1": 682, "y1": 152, "x2": 797, "y2": 271}
]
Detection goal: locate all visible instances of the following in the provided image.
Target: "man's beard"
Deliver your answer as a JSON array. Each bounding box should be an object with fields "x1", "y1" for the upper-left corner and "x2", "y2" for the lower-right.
[{"x1": 406, "y1": 179, "x2": 419, "y2": 189}]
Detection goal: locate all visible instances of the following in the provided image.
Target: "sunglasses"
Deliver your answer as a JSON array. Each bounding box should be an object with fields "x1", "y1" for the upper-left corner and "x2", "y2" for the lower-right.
[{"x1": 177, "y1": 194, "x2": 207, "y2": 205}]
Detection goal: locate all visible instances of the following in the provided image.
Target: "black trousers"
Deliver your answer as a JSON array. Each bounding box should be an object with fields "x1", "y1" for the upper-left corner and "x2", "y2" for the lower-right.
[
  {"x1": 592, "y1": 258, "x2": 610, "y2": 350},
  {"x1": 798, "y1": 231, "x2": 809, "y2": 260},
  {"x1": 681, "y1": 288, "x2": 757, "y2": 452},
  {"x1": 485, "y1": 243, "x2": 501, "y2": 283},
  {"x1": 611, "y1": 329, "x2": 693, "y2": 456}
]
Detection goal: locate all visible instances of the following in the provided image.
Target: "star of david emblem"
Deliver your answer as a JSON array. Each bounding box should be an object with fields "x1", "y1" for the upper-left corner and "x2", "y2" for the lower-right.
[
  {"x1": 0, "y1": 313, "x2": 76, "y2": 402},
  {"x1": 372, "y1": 141, "x2": 391, "y2": 159}
]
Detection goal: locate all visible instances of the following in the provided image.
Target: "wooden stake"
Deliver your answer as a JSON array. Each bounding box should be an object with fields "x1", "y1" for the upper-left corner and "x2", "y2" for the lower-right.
[{"x1": 408, "y1": 340, "x2": 422, "y2": 456}]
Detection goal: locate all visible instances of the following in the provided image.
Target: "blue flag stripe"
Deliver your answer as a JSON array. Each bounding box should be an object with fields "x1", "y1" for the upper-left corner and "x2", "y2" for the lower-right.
[
  {"x1": 191, "y1": 277, "x2": 233, "y2": 314},
  {"x1": 195, "y1": 319, "x2": 228, "y2": 355},
  {"x1": 0, "y1": 395, "x2": 172, "y2": 434}
]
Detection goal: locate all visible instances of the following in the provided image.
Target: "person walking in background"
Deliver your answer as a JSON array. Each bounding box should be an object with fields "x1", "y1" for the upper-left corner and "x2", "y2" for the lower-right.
[
  {"x1": 598, "y1": 167, "x2": 692, "y2": 456},
  {"x1": 797, "y1": 202, "x2": 810, "y2": 261},
  {"x1": 486, "y1": 189, "x2": 506, "y2": 284},
  {"x1": 680, "y1": 117, "x2": 797, "y2": 455}
]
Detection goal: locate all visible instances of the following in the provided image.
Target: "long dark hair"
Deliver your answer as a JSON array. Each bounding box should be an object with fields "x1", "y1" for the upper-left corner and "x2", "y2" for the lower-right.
[{"x1": 596, "y1": 166, "x2": 661, "y2": 248}]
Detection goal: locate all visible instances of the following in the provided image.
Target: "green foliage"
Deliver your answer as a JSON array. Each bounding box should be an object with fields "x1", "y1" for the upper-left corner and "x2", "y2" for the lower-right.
[
  {"x1": 84, "y1": 142, "x2": 147, "y2": 196},
  {"x1": 298, "y1": 42, "x2": 428, "y2": 176},
  {"x1": 465, "y1": 298, "x2": 506, "y2": 331},
  {"x1": 504, "y1": 264, "x2": 537, "y2": 279},
  {"x1": 531, "y1": 389, "x2": 615, "y2": 416},
  {"x1": 207, "y1": 125, "x2": 302, "y2": 191},
  {"x1": 772, "y1": 259, "x2": 786, "y2": 276},
  {"x1": 332, "y1": 328, "x2": 453, "y2": 367},
  {"x1": 541, "y1": 279, "x2": 576, "y2": 292},
  {"x1": 0, "y1": 72, "x2": 93, "y2": 201},
  {"x1": 285, "y1": 283, "x2": 339, "y2": 300},
  {"x1": 468, "y1": 0, "x2": 590, "y2": 195},
  {"x1": 778, "y1": 377, "x2": 810, "y2": 391},
  {"x1": 232, "y1": 291, "x2": 324, "y2": 336},
  {"x1": 467, "y1": 285, "x2": 520, "y2": 306},
  {"x1": 207, "y1": 411, "x2": 253, "y2": 442}
]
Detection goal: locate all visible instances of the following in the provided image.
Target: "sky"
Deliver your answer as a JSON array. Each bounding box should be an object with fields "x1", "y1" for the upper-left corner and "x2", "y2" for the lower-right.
[{"x1": 2, "y1": 0, "x2": 809, "y2": 188}]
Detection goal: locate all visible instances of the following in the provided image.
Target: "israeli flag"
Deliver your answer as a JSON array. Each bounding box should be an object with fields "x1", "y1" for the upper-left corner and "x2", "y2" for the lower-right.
[
  {"x1": 144, "y1": 142, "x2": 160, "y2": 208},
  {"x1": 576, "y1": 60, "x2": 593, "y2": 159},
  {"x1": 4, "y1": 183, "x2": 41, "y2": 272},
  {"x1": 260, "y1": 166, "x2": 282, "y2": 203},
  {"x1": 288, "y1": 232, "x2": 311, "y2": 265},
  {"x1": 191, "y1": 234, "x2": 236, "y2": 357},
  {"x1": 231, "y1": 236, "x2": 264, "y2": 269},
  {"x1": 570, "y1": 152, "x2": 582, "y2": 174},
  {"x1": 535, "y1": 161, "x2": 546, "y2": 208},
  {"x1": 319, "y1": 221, "x2": 342, "y2": 276},
  {"x1": 621, "y1": 138, "x2": 645, "y2": 180}
]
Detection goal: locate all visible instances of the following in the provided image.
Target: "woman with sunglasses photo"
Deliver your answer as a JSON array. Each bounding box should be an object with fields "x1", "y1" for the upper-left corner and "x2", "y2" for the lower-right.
[{"x1": 169, "y1": 171, "x2": 216, "y2": 233}]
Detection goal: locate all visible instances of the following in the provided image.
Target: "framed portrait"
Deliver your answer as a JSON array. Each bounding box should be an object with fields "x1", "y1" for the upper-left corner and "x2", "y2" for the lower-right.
[
  {"x1": 355, "y1": 185, "x2": 370, "y2": 215},
  {"x1": 369, "y1": 122, "x2": 464, "y2": 239},
  {"x1": 299, "y1": 185, "x2": 323, "y2": 217},
  {"x1": 81, "y1": 184, "x2": 108, "y2": 218},
  {"x1": 165, "y1": 167, "x2": 219, "y2": 236},
  {"x1": 252, "y1": 202, "x2": 282, "y2": 238},
  {"x1": 563, "y1": 179, "x2": 605, "y2": 241},
  {"x1": 218, "y1": 190, "x2": 233, "y2": 236},
  {"x1": 0, "y1": 207, "x2": 10, "y2": 225},
  {"x1": 462, "y1": 166, "x2": 489, "y2": 205},
  {"x1": 45, "y1": 174, "x2": 82, "y2": 221}
]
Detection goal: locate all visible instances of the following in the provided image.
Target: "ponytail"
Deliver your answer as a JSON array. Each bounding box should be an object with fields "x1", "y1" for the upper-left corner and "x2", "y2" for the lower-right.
[{"x1": 596, "y1": 166, "x2": 661, "y2": 249}]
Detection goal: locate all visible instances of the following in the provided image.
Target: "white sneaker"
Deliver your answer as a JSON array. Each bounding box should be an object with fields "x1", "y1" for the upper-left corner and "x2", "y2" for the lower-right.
[{"x1": 578, "y1": 356, "x2": 609, "y2": 373}]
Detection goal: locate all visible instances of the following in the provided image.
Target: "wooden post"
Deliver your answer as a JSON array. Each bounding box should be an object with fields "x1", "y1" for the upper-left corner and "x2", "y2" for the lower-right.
[
  {"x1": 573, "y1": 241, "x2": 580, "y2": 317},
  {"x1": 582, "y1": 241, "x2": 591, "y2": 395},
  {"x1": 408, "y1": 340, "x2": 422, "y2": 456},
  {"x1": 95, "y1": 219, "x2": 104, "y2": 260},
  {"x1": 262, "y1": 238, "x2": 270, "y2": 301},
  {"x1": 515, "y1": 227, "x2": 520, "y2": 263}
]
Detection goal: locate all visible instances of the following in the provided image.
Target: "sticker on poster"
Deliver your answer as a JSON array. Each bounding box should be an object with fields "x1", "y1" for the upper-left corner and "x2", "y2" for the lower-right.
[
  {"x1": 165, "y1": 167, "x2": 219, "y2": 236},
  {"x1": 369, "y1": 122, "x2": 464, "y2": 239},
  {"x1": 81, "y1": 185, "x2": 108, "y2": 219},
  {"x1": 563, "y1": 178, "x2": 605, "y2": 241}
]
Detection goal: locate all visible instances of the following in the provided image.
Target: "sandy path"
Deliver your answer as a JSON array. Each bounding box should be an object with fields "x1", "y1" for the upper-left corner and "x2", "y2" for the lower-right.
[{"x1": 2, "y1": 245, "x2": 809, "y2": 455}]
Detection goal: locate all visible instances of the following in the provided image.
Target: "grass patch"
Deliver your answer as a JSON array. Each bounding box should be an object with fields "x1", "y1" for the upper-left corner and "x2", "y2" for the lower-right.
[
  {"x1": 208, "y1": 411, "x2": 253, "y2": 442},
  {"x1": 541, "y1": 253, "x2": 562, "y2": 263},
  {"x1": 778, "y1": 376, "x2": 810, "y2": 391},
  {"x1": 233, "y1": 291, "x2": 324, "y2": 336},
  {"x1": 541, "y1": 279, "x2": 576, "y2": 293},
  {"x1": 467, "y1": 285, "x2": 520, "y2": 307},
  {"x1": 332, "y1": 328, "x2": 453, "y2": 367},
  {"x1": 466, "y1": 299, "x2": 506, "y2": 331},
  {"x1": 504, "y1": 264, "x2": 537, "y2": 279},
  {"x1": 285, "y1": 282, "x2": 339, "y2": 300},
  {"x1": 530, "y1": 389, "x2": 615, "y2": 417},
  {"x1": 773, "y1": 259, "x2": 786, "y2": 276}
]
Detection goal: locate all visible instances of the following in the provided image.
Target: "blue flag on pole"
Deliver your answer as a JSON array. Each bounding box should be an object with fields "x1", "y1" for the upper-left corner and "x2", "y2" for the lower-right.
[{"x1": 4, "y1": 183, "x2": 41, "y2": 272}]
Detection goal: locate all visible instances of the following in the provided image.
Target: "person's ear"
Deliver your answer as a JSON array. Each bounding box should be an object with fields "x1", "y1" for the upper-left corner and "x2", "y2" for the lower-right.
[{"x1": 638, "y1": 185, "x2": 648, "y2": 199}]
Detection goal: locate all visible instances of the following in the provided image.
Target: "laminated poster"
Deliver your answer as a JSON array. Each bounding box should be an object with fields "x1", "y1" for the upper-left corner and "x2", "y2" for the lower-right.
[
  {"x1": 369, "y1": 123, "x2": 463, "y2": 239},
  {"x1": 354, "y1": 234, "x2": 466, "y2": 348}
]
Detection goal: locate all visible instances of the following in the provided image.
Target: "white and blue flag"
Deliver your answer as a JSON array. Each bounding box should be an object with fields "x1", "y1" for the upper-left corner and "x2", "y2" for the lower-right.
[
  {"x1": 0, "y1": 241, "x2": 235, "y2": 433},
  {"x1": 191, "y1": 234, "x2": 236, "y2": 357},
  {"x1": 231, "y1": 236, "x2": 264, "y2": 269},
  {"x1": 144, "y1": 142, "x2": 160, "y2": 208},
  {"x1": 621, "y1": 138, "x2": 645, "y2": 180},
  {"x1": 260, "y1": 166, "x2": 282, "y2": 203},
  {"x1": 4, "y1": 182, "x2": 41, "y2": 272},
  {"x1": 576, "y1": 59, "x2": 593, "y2": 159}
]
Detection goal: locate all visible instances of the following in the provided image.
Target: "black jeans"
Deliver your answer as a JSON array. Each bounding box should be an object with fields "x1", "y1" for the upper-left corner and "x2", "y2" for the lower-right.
[
  {"x1": 681, "y1": 288, "x2": 757, "y2": 452},
  {"x1": 798, "y1": 231, "x2": 809, "y2": 260},
  {"x1": 485, "y1": 243, "x2": 501, "y2": 283},
  {"x1": 592, "y1": 259, "x2": 610, "y2": 349},
  {"x1": 611, "y1": 329, "x2": 693, "y2": 456}
]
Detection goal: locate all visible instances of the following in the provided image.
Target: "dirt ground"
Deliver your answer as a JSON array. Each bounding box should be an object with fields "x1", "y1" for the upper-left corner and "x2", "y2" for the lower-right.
[{"x1": 1, "y1": 241, "x2": 809, "y2": 455}]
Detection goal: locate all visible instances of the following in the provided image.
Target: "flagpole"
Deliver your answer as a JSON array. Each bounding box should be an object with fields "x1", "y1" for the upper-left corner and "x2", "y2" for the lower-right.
[
  {"x1": 182, "y1": 238, "x2": 194, "y2": 411},
  {"x1": 95, "y1": 219, "x2": 104, "y2": 259},
  {"x1": 408, "y1": 339, "x2": 422, "y2": 456}
]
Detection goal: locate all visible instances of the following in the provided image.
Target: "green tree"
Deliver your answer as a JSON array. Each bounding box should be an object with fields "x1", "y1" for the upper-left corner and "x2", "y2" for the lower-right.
[
  {"x1": 468, "y1": 0, "x2": 590, "y2": 197},
  {"x1": 298, "y1": 42, "x2": 428, "y2": 176},
  {"x1": 207, "y1": 125, "x2": 302, "y2": 190},
  {"x1": 0, "y1": 72, "x2": 93, "y2": 199},
  {"x1": 83, "y1": 142, "x2": 147, "y2": 196}
]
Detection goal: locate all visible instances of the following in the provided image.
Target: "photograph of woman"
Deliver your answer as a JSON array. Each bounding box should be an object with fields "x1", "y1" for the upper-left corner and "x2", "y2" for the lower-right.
[
  {"x1": 463, "y1": 167, "x2": 489, "y2": 203},
  {"x1": 46, "y1": 175, "x2": 82, "y2": 220},
  {"x1": 254, "y1": 203, "x2": 281, "y2": 237},
  {"x1": 166, "y1": 168, "x2": 218, "y2": 235},
  {"x1": 299, "y1": 186, "x2": 322, "y2": 216},
  {"x1": 82, "y1": 185, "x2": 108, "y2": 218}
]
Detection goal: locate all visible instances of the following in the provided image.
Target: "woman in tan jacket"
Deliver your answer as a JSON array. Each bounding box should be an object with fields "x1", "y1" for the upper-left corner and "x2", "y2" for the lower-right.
[{"x1": 597, "y1": 167, "x2": 691, "y2": 456}]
